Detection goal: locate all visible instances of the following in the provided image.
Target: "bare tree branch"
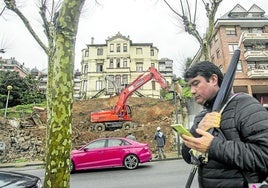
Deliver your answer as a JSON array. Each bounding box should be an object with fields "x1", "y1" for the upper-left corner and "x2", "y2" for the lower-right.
[
  {"x1": 163, "y1": 0, "x2": 223, "y2": 61},
  {"x1": 185, "y1": 0, "x2": 192, "y2": 23},
  {"x1": 206, "y1": 0, "x2": 223, "y2": 42},
  {"x1": 193, "y1": 0, "x2": 197, "y2": 23},
  {"x1": 4, "y1": 0, "x2": 48, "y2": 54},
  {"x1": 179, "y1": 0, "x2": 185, "y2": 17},
  {"x1": 0, "y1": 5, "x2": 6, "y2": 16},
  {"x1": 163, "y1": 0, "x2": 183, "y2": 19},
  {"x1": 39, "y1": 0, "x2": 52, "y2": 42}
]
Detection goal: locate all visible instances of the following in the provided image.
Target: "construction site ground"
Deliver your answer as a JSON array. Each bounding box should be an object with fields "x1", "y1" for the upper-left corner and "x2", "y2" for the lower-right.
[{"x1": 0, "y1": 96, "x2": 179, "y2": 164}]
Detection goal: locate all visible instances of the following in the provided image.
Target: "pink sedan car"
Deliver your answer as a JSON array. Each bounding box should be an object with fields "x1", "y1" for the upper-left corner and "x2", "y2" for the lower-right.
[{"x1": 70, "y1": 137, "x2": 152, "y2": 173}]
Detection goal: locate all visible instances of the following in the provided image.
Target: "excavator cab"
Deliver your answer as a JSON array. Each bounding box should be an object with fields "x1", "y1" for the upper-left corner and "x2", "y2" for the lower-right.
[{"x1": 126, "y1": 105, "x2": 132, "y2": 118}]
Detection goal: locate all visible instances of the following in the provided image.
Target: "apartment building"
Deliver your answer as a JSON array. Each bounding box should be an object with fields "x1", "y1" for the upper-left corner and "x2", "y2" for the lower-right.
[
  {"x1": 211, "y1": 4, "x2": 268, "y2": 108},
  {"x1": 80, "y1": 32, "x2": 172, "y2": 99},
  {"x1": 30, "y1": 68, "x2": 82, "y2": 99},
  {"x1": 158, "y1": 58, "x2": 174, "y2": 84},
  {"x1": 0, "y1": 57, "x2": 29, "y2": 78}
]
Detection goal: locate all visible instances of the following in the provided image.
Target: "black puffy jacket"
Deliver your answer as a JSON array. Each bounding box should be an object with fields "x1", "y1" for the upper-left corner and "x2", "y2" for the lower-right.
[{"x1": 182, "y1": 93, "x2": 268, "y2": 188}]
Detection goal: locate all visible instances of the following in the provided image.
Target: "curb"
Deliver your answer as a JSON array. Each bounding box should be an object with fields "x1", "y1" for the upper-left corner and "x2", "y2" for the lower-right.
[
  {"x1": 0, "y1": 155, "x2": 182, "y2": 168},
  {"x1": 0, "y1": 161, "x2": 45, "y2": 169}
]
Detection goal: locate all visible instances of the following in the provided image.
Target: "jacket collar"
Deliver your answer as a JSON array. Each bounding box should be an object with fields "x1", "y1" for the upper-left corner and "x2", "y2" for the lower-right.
[{"x1": 203, "y1": 94, "x2": 217, "y2": 110}]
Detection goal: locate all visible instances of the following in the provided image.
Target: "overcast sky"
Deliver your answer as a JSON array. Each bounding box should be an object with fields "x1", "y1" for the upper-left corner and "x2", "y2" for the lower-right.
[{"x1": 0, "y1": 0, "x2": 268, "y2": 76}]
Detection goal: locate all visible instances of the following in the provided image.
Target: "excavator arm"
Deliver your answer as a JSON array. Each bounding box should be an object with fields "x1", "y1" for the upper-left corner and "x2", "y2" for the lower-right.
[
  {"x1": 90, "y1": 67, "x2": 168, "y2": 124},
  {"x1": 114, "y1": 67, "x2": 168, "y2": 115}
]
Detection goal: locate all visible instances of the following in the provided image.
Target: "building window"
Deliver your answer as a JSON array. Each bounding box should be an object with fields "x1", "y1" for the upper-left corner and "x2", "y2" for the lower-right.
[
  {"x1": 150, "y1": 49, "x2": 154, "y2": 56},
  {"x1": 214, "y1": 34, "x2": 218, "y2": 43},
  {"x1": 108, "y1": 75, "x2": 114, "y2": 89},
  {"x1": 97, "y1": 64, "x2": 103, "y2": 72},
  {"x1": 252, "y1": 28, "x2": 263, "y2": 33},
  {"x1": 96, "y1": 80, "x2": 102, "y2": 90},
  {"x1": 136, "y1": 48, "x2": 142, "y2": 55},
  {"x1": 228, "y1": 43, "x2": 238, "y2": 53},
  {"x1": 122, "y1": 75, "x2": 128, "y2": 87},
  {"x1": 83, "y1": 80, "x2": 88, "y2": 93},
  {"x1": 241, "y1": 28, "x2": 250, "y2": 34},
  {"x1": 152, "y1": 81, "x2": 156, "y2": 90},
  {"x1": 84, "y1": 65, "x2": 88, "y2": 74},
  {"x1": 136, "y1": 63, "x2": 143, "y2": 72},
  {"x1": 110, "y1": 44, "x2": 114, "y2": 52},
  {"x1": 116, "y1": 58, "x2": 120, "y2": 68},
  {"x1": 115, "y1": 75, "x2": 121, "y2": 89},
  {"x1": 109, "y1": 59, "x2": 114, "y2": 68},
  {"x1": 97, "y1": 48, "x2": 103, "y2": 55},
  {"x1": 216, "y1": 49, "x2": 221, "y2": 59},
  {"x1": 159, "y1": 63, "x2": 165, "y2": 71},
  {"x1": 211, "y1": 55, "x2": 215, "y2": 63},
  {"x1": 123, "y1": 43, "x2": 127, "y2": 52},
  {"x1": 236, "y1": 61, "x2": 242, "y2": 72},
  {"x1": 226, "y1": 27, "x2": 236, "y2": 35},
  {"x1": 123, "y1": 58, "x2": 127, "y2": 68},
  {"x1": 85, "y1": 50, "x2": 89, "y2": 57},
  {"x1": 116, "y1": 44, "x2": 120, "y2": 52},
  {"x1": 151, "y1": 63, "x2": 155, "y2": 68}
]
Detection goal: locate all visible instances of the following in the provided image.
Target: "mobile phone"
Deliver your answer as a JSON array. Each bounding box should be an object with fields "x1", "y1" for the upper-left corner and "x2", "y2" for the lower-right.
[{"x1": 171, "y1": 124, "x2": 193, "y2": 137}]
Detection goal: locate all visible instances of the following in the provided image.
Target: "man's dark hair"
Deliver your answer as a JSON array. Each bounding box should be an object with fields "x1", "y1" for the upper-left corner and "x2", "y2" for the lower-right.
[{"x1": 184, "y1": 61, "x2": 224, "y2": 87}]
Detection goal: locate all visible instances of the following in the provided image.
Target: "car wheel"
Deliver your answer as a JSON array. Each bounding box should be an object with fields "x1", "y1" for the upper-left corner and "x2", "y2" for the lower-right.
[
  {"x1": 124, "y1": 154, "x2": 139, "y2": 170},
  {"x1": 95, "y1": 123, "x2": 105, "y2": 132},
  {"x1": 70, "y1": 161, "x2": 75, "y2": 173}
]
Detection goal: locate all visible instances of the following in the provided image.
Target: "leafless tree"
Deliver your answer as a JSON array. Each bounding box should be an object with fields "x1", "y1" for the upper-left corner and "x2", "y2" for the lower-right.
[
  {"x1": 162, "y1": 0, "x2": 223, "y2": 61},
  {"x1": 1, "y1": 0, "x2": 85, "y2": 187}
]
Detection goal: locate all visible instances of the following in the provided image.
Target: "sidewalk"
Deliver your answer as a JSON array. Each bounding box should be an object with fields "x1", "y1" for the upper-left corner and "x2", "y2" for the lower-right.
[
  {"x1": 0, "y1": 152, "x2": 181, "y2": 168},
  {"x1": 151, "y1": 151, "x2": 181, "y2": 161},
  {"x1": 0, "y1": 160, "x2": 45, "y2": 168}
]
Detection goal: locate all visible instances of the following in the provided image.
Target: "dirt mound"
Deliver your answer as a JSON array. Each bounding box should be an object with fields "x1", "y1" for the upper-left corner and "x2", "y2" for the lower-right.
[{"x1": 0, "y1": 97, "x2": 177, "y2": 163}]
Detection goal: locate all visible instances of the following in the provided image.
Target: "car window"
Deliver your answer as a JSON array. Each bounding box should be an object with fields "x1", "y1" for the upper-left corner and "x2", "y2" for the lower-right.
[
  {"x1": 85, "y1": 139, "x2": 106, "y2": 150},
  {"x1": 108, "y1": 139, "x2": 132, "y2": 147},
  {"x1": 108, "y1": 139, "x2": 123, "y2": 147}
]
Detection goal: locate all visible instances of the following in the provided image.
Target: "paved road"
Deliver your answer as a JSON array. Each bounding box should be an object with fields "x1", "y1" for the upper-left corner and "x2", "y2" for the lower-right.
[{"x1": 1, "y1": 159, "x2": 199, "y2": 188}]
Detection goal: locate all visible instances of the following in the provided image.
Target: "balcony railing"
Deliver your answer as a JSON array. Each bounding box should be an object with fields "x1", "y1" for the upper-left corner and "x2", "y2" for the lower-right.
[
  {"x1": 247, "y1": 69, "x2": 268, "y2": 78},
  {"x1": 243, "y1": 33, "x2": 268, "y2": 45},
  {"x1": 244, "y1": 50, "x2": 268, "y2": 61}
]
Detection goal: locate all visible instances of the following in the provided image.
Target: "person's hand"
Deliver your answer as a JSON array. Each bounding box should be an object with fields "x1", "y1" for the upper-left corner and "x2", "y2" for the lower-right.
[
  {"x1": 182, "y1": 129, "x2": 214, "y2": 153},
  {"x1": 198, "y1": 112, "x2": 221, "y2": 131}
]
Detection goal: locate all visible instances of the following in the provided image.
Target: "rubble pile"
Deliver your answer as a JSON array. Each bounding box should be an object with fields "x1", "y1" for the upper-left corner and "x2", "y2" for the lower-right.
[
  {"x1": 0, "y1": 97, "x2": 178, "y2": 163},
  {"x1": 0, "y1": 117, "x2": 46, "y2": 163}
]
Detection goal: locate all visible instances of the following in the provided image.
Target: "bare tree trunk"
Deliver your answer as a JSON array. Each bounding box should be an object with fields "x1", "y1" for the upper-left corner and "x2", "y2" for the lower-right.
[
  {"x1": 43, "y1": 1, "x2": 85, "y2": 187},
  {"x1": 2, "y1": 0, "x2": 85, "y2": 187}
]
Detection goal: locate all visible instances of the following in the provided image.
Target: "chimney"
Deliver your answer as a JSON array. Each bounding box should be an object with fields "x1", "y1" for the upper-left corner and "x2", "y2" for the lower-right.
[{"x1": 91, "y1": 37, "x2": 94, "y2": 44}]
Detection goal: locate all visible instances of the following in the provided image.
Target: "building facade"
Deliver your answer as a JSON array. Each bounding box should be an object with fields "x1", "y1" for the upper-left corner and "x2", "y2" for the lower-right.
[
  {"x1": 80, "y1": 32, "x2": 173, "y2": 99},
  {"x1": 158, "y1": 58, "x2": 174, "y2": 84},
  {"x1": 30, "y1": 68, "x2": 82, "y2": 99},
  {"x1": 0, "y1": 57, "x2": 29, "y2": 78},
  {"x1": 211, "y1": 4, "x2": 268, "y2": 108}
]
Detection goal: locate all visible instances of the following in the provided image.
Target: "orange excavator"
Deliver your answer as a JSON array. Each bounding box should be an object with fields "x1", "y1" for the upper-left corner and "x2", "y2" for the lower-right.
[{"x1": 90, "y1": 67, "x2": 169, "y2": 131}]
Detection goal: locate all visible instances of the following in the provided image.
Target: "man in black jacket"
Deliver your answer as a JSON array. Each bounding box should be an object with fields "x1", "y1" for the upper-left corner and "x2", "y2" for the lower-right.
[{"x1": 181, "y1": 61, "x2": 268, "y2": 188}]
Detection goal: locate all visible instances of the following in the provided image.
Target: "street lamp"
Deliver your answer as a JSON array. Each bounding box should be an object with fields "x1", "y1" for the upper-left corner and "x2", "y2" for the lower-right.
[{"x1": 4, "y1": 85, "x2": 13, "y2": 118}]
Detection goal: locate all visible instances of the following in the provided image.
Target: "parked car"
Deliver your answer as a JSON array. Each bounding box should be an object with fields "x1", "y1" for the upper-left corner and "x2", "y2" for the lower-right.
[
  {"x1": 70, "y1": 137, "x2": 152, "y2": 172},
  {"x1": 0, "y1": 171, "x2": 43, "y2": 188}
]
